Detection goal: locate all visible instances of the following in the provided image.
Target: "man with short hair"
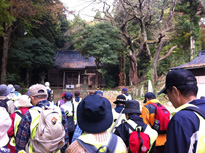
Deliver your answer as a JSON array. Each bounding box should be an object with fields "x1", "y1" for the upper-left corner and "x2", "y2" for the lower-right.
[
  {"x1": 15, "y1": 84, "x2": 69, "y2": 153},
  {"x1": 121, "y1": 87, "x2": 132, "y2": 100},
  {"x1": 158, "y1": 69, "x2": 205, "y2": 153},
  {"x1": 66, "y1": 95, "x2": 127, "y2": 153},
  {"x1": 141, "y1": 92, "x2": 167, "y2": 153}
]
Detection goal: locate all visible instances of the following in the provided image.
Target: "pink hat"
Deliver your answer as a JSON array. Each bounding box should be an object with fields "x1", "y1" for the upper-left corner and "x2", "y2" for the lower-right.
[{"x1": 0, "y1": 107, "x2": 11, "y2": 147}]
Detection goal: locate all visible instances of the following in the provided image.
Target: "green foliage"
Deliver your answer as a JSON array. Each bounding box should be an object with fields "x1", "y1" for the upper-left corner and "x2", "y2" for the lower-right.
[
  {"x1": 75, "y1": 22, "x2": 123, "y2": 66},
  {"x1": 9, "y1": 37, "x2": 55, "y2": 70},
  {"x1": 0, "y1": 0, "x2": 15, "y2": 36}
]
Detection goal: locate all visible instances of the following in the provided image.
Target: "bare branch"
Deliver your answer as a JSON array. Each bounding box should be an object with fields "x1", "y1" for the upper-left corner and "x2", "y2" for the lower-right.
[{"x1": 158, "y1": 45, "x2": 177, "y2": 61}]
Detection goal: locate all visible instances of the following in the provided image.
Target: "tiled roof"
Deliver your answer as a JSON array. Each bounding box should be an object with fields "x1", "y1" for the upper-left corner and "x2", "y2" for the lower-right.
[
  {"x1": 55, "y1": 50, "x2": 96, "y2": 69},
  {"x1": 170, "y1": 50, "x2": 205, "y2": 70}
]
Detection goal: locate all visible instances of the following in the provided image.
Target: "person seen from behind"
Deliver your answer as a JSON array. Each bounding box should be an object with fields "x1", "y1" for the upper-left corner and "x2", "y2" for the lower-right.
[
  {"x1": 158, "y1": 69, "x2": 205, "y2": 153},
  {"x1": 109, "y1": 94, "x2": 127, "y2": 133},
  {"x1": 114, "y1": 100, "x2": 158, "y2": 153},
  {"x1": 7, "y1": 95, "x2": 32, "y2": 153},
  {"x1": 141, "y1": 92, "x2": 168, "y2": 153},
  {"x1": 66, "y1": 94, "x2": 127, "y2": 153},
  {"x1": 0, "y1": 84, "x2": 15, "y2": 115},
  {"x1": 121, "y1": 87, "x2": 132, "y2": 100},
  {"x1": 15, "y1": 84, "x2": 69, "y2": 153},
  {"x1": 60, "y1": 92, "x2": 75, "y2": 144}
]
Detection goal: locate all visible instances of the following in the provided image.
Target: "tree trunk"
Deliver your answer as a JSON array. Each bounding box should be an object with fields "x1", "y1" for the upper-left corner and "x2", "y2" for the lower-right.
[
  {"x1": 152, "y1": 40, "x2": 165, "y2": 85},
  {"x1": 129, "y1": 53, "x2": 138, "y2": 86},
  {"x1": 1, "y1": 26, "x2": 12, "y2": 83},
  {"x1": 26, "y1": 67, "x2": 30, "y2": 87},
  {"x1": 190, "y1": 21, "x2": 195, "y2": 60},
  {"x1": 95, "y1": 60, "x2": 99, "y2": 88},
  {"x1": 119, "y1": 54, "x2": 126, "y2": 86}
]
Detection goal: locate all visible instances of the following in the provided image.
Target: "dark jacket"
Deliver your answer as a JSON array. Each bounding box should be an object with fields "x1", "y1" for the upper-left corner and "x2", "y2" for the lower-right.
[{"x1": 165, "y1": 99, "x2": 205, "y2": 153}]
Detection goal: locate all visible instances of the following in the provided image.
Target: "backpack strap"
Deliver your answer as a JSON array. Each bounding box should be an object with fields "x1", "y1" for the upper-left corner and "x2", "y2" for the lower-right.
[
  {"x1": 182, "y1": 106, "x2": 205, "y2": 118},
  {"x1": 77, "y1": 133, "x2": 118, "y2": 153},
  {"x1": 15, "y1": 111, "x2": 23, "y2": 118},
  {"x1": 125, "y1": 122, "x2": 147, "y2": 132},
  {"x1": 77, "y1": 139, "x2": 97, "y2": 152},
  {"x1": 72, "y1": 101, "x2": 74, "y2": 117},
  {"x1": 111, "y1": 108, "x2": 124, "y2": 133},
  {"x1": 137, "y1": 128, "x2": 143, "y2": 153}
]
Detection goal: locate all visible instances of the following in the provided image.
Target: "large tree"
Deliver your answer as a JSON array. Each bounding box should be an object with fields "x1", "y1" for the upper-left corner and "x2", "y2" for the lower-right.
[
  {"x1": 176, "y1": 0, "x2": 204, "y2": 60},
  {"x1": 75, "y1": 22, "x2": 123, "y2": 88},
  {"x1": 93, "y1": 0, "x2": 177, "y2": 85},
  {"x1": 9, "y1": 37, "x2": 55, "y2": 86},
  {"x1": 0, "y1": 0, "x2": 64, "y2": 83}
]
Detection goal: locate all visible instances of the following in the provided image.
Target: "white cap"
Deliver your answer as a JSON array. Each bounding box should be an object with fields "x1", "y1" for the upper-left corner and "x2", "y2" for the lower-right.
[{"x1": 0, "y1": 107, "x2": 12, "y2": 147}]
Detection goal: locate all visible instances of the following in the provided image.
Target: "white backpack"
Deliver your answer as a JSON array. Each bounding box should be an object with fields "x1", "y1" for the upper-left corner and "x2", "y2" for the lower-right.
[{"x1": 29, "y1": 105, "x2": 65, "y2": 153}]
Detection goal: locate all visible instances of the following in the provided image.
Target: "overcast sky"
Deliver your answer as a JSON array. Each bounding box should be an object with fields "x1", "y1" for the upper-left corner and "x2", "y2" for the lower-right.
[{"x1": 60, "y1": 0, "x2": 114, "y2": 21}]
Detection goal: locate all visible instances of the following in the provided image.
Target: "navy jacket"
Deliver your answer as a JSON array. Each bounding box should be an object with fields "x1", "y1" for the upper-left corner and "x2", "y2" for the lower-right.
[{"x1": 165, "y1": 99, "x2": 205, "y2": 153}]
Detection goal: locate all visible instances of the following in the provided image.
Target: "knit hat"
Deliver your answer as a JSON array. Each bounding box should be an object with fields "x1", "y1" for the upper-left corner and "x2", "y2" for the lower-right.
[{"x1": 0, "y1": 107, "x2": 12, "y2": 147}]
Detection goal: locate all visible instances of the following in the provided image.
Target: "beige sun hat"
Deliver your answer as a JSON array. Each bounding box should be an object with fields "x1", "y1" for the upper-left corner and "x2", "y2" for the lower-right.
[{"x1": 15, "y1": 95, "x2": 32, "y2": 108}]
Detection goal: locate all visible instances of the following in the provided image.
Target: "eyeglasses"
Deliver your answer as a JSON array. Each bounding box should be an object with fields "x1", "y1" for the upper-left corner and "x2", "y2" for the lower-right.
[{"x1": 164, "y1": 94, "x2": 169, "y2": 100}]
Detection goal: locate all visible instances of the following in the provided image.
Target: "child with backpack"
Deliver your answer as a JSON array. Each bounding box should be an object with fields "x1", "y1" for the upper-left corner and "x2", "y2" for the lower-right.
[
  {"x1": 141, "y1": 92, "x2": 170, "y2": 153},
  {"x1": 7, "y1": 95, "x2": 32, "y2": 153},
  {"x1": 114, "y1": 100, "x2": 158, "y2": 153}
]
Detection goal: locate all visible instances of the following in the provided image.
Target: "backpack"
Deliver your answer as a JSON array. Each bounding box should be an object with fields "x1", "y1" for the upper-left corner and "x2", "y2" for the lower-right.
[
  {"x1": 77, "y1": 133, "x2": 118, "y2": 153},
  {"x1": 62, "y1": 102, "x2": 75, "y2": 132},
  {"x1": 150, "y1": 103, "x2": 170, "y2": 133},
  {"x1": 126, "y1": 123, "x2": 151, "y2": 153},
  {"x1": 30, "y1": 105, "x2": 65, "y2": 153},
  {"x1": 0, "y1": 99, "x2": 9, "y2": 112}
]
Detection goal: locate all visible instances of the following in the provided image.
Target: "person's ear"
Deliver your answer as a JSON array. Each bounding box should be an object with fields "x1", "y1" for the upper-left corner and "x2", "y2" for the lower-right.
[{"x1": 172, "y1": 86, "x2": 181, "y2": 100}]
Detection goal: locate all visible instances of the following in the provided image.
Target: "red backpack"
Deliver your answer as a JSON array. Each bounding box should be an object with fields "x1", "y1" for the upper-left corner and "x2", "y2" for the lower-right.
[
  {"x1": 150, "y1": 103, "x2": 170, "y2": 133},
  {"x1": 126, "y1": 123, "x2": 151, "y2": 153}
]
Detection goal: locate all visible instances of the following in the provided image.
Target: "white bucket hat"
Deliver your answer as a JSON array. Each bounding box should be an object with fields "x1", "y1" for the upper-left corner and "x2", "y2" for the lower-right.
[
  {"x1": 0, "y1": 107, "x2": 12, "y2": 147},
  {"x1": 15, "y1": 95, "x2": 32, "y2": 108}
]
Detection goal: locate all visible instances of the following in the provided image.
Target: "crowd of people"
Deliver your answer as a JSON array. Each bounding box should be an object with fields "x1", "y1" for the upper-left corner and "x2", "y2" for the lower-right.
[{"x1": 0, "y1": 69, "x2": 205, "y2": 153}]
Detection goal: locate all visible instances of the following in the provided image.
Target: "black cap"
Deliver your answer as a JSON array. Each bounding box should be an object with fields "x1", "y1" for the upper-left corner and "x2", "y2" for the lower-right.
[
  {"x1": 158, "y1": 69, "x2": 197, "y2": 95},
  {"x1": 113, "y1": 94, "x2": 126, "y2": 104},
  {"x1": 144, "y1": 92, "x2": 156, "y2": 103},
  {"x1": 122, "y1": 100, "x2": 141, "y2": 114}
]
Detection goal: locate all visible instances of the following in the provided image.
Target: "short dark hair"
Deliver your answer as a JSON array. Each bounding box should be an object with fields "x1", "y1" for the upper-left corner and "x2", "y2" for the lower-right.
[
  {"x1": 34, "y1": 95, "x2": 47, "y2": 100},
  {"x1": 167, "y1": 84, "x2": 198, "y2": 97}
]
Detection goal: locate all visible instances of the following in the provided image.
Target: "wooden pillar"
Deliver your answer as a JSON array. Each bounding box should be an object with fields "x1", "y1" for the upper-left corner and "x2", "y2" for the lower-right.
[
  {"x1": 78, "y1": 72, "x2": 80, "y2": 84},
  {"x1": 63, "y1": 71, "x2": 65, "y2": 89}
]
